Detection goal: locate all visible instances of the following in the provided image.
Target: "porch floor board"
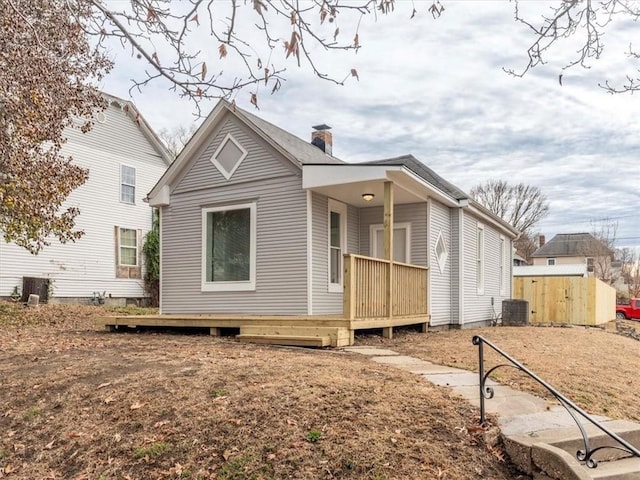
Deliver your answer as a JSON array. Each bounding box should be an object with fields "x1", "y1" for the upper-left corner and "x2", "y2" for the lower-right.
[{"x1": 98, "y1": 314, "x2": 431, "y2": 346}]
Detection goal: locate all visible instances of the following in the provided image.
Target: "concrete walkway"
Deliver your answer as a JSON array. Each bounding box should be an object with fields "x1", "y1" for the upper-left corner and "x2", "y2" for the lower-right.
[{"x1": 342, "y1": 346, "x2": 608, "y2": 437}]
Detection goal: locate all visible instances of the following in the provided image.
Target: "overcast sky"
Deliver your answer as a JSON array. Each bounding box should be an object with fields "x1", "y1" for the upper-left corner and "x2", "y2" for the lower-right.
[{"x1": 101, "y1": 1, "x2": 640, "y2": 248}]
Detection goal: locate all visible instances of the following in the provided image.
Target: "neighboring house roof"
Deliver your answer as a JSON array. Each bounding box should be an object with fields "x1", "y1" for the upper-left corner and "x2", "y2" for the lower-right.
[
  {"x1": 531, "y1": 233, "x2": 610, "y2": 258},
  {"x1": 102, "y1": 91, "x2": 173, "y2": 166},
  {"x1": 513, "y1": 265, "x2": 588, "y2": 277},
  {"x1": 513, "y1": 253, "x2": 528, "y2": 265},
  {"x1": 362, "y1": 155, "x2": 469, "y2": 201}
]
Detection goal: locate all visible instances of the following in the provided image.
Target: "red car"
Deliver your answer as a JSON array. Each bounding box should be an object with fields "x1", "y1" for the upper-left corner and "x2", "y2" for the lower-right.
[{"x1": 616, "y1": 298, "x2": 640, "y2": 320}]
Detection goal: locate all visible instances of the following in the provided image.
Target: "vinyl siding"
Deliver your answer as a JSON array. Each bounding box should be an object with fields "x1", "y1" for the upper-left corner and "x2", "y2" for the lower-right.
[
  {"x1": 429, "y1": 200, "x2": 452, "y2": 326},
  {"x1": 0, "y1": 101, "x2": 167, "y2": 299},
  {"x1": 173, "y1": 114, "x2": 297, "y2": 195},
  {"x1": 160, "y1": 117, "x2": 308, "y2": 314},
  {"x1": 462, "y1": 212, "x2": 512, "y2": 325},
  {"x1": 310, "y1": 193, "x2": 356, "y2": 315}
]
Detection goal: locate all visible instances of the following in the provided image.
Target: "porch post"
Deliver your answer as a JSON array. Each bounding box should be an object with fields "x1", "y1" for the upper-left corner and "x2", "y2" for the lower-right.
[{"x1": 384, "y1": 181, "x2": 394, "y2": 318}]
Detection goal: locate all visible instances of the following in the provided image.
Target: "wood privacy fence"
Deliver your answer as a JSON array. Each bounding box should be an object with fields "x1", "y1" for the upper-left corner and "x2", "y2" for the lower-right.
[
  {"x1": 343, "y1": 254, "x2": 428, "y2": 320},
  {"x1": 513, "y1": 276, "x2": 616, "y2": 326}
]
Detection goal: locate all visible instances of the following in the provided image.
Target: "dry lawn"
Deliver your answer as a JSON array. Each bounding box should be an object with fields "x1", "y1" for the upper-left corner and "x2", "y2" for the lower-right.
[
  {"x1": 362, "y1": 323, "x2": 640, "y2": 422},
  {"x1": 0, "y1": 303, "x2": 522, "y2": 480}
]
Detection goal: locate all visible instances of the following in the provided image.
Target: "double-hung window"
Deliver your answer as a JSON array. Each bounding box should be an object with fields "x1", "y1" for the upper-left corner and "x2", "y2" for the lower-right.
[
  {"x1": 328, "y1": 199, "x2": 347, "y2": 293},
  {"x1": 120, "y1": 165, "x2": 136, "y2": 204},
  {"x1": 202, "y1": 203, "x2": 256, "y2": 291},
  {"x1": 119, "y1": 228, "x2": 138, "y2": 266}
]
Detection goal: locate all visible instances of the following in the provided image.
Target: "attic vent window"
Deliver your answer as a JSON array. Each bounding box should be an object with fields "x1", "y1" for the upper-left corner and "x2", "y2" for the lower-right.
[
  {"x1": 435, "y1": 231, "x2": 448, "y2": 273},
  {"x1": 210, "y1": 133, "x2": 247, "y2": 179}
]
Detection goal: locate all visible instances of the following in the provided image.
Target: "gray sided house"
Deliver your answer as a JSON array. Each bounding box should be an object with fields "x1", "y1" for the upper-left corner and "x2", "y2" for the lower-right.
[{"x1": 144, "y1": 100, "x2": 518, "y2": 343}]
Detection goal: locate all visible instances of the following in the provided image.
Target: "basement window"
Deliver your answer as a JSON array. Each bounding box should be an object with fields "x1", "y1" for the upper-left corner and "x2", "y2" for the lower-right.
[{"x1": 210, "y1": 133, "x2": 247, "y2": 179}]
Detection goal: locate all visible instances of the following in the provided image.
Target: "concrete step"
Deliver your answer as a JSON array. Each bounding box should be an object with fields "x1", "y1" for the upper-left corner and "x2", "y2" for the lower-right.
[
  {"x1": 504, "y1": 419, "x2": 640, "y2": 479},
  {"x1": 236, "y1": 334, "x2": 331, "y2": 347},
  {"x1": 586, "y1": 456, "x2": 640, "y2": 479},
  {"x1": 238, "y1": 325, "x2": 351, "y2": 347}
]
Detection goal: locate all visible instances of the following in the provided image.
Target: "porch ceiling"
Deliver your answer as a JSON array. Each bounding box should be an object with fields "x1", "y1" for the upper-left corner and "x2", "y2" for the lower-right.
[
  {"x1": 310, "y1": 180, "x2": 424, "y2": 207},
  {"x1": 302, "y1": 164, "x2": 460, "y2": 208}
]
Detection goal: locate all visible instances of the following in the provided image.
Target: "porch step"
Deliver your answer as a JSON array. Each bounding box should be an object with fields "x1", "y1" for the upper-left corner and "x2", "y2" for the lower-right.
[
  {"x1": 503, "y1": 419, "x2": 640, "y2": 479},
  {"x1": 237, "y1": 325, "x2": 352, "y2": 347},
  {"x1": 236, "y1": 334, "x2": 331, "y2": 347}
]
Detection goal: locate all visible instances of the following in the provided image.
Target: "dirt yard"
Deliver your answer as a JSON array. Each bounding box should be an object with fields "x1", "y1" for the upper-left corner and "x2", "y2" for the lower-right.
[
  {"x1": 0, "y1": 304, "x2": 523, "y2": 480},
  {"x1": 363, "y1": 322, "x2": 640, "y2": 422}
]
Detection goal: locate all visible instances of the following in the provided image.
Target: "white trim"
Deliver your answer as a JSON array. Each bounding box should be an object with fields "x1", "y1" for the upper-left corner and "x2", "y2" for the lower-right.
[
  {"x1": 159, "y1": 207, "x2": 164, "y2": 314},
  {"x1": 426, "y1": 198, "x2": 432, "y2": 320},
  {"x1": 306, "y1": 190, "x2": 313, "y2": 315},
  {"x1": 327, "y1": 198, "x2": 347, "y2": 293},
  {"x1": 499, "y1": 234, "x2": 506, "y2": 296},
  {"x1": 209, "y1": 133, "x2": 248, "y2": 180},
  {"x1": 119, "y1": 163, "x2": 136, "y2": 204},
  {"x1": 201, "y1": 202, "x2": 257, "y2": 292},
  {"x1": 369, "y1": 222, "x2": 412, "y2": 263},
  {"x1": 458, "y1": 209, "x2": 465, "y2": 325},
  {"x1": 477, "y1": 222, "x2": 485, "y2": 296},
  {"x1": 434, "y1": 230, "x2": 448, "y2": 274}
]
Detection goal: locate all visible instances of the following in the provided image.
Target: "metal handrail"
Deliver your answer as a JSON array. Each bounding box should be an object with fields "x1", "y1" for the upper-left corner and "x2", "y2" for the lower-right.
[{"x1": 473, "y1": 335, "x2": 640, "y2": 468}]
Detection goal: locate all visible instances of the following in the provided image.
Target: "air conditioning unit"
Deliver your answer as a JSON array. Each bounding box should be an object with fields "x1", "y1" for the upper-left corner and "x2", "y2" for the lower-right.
[
  {"x1": 502, "y1": 299, "x2": 529, "y2": 326},
  {"x1": 21, "y1": 277, "x2": 50, "y2": 304}
]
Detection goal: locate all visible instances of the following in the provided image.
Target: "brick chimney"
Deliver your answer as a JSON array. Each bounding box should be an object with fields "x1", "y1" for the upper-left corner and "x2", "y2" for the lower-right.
[
  {"x1": 538, "y1": 234, "x2": 546, "y2": 247},
  {"x1": 311, "y1": 124, "x2": 332, "y2": 155}
]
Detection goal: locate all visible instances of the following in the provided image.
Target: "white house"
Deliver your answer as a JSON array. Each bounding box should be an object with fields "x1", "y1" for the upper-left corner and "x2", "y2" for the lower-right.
[{"x1": 0, "y1": 93, "x2": 171, "y2": 304}]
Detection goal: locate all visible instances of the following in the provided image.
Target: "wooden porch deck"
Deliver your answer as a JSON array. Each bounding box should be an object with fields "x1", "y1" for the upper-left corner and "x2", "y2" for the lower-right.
[{"x1": 99, "y1": 313, "x2": 430, "y2": 347}]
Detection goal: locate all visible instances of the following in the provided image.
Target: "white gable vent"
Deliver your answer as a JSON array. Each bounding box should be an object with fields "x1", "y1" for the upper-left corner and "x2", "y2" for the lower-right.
[
  {"x1": 435, "y1": 231, "x2": 448, "y2": 273},
  {"x1": 210, "y1": 133, "x2": 247, "y2": 179}
]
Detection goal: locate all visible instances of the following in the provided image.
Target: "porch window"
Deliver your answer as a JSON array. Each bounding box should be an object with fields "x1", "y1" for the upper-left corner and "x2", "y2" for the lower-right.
[
  {"x1": 202, "y1": 203, "x2": 256, "y2": 291},
  {"x1": 328, "y1": 199, "x2": 347, "y2": 293},
  {"x1": 547, "y1": 258, "x2": 556, "y2": 266},
  {"x1": 477, "y1": 223, "x2": 485, "y2": 295},
  {"x1": 370, "y1": 223, "x2": 411, "y2": 263}
]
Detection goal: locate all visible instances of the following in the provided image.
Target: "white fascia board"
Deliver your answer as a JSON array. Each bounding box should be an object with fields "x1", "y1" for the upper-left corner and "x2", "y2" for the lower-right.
[
  {"x1": 390, "y1": 168, "x2": 459, "y2": 207},
  {"x1": 302, "y1": 165, "x2": 400, "y2": 189},
  {"x1": 148, "y1": 185, "x2": 170, "y2": 207},
  {"x1": 467, "y1": 203, "x2": 519, "y2": 238}
]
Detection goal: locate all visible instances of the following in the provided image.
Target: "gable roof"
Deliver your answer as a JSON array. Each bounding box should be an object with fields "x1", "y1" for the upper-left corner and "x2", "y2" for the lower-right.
[
  {"x1": 531, "y1": 233, "x2": 610, "y2": 257},
  {"x1": 145, "y1": 100, "x2": 516, "y2": 237},
  {"x1": 233, "y1": 106, "x2": 344, "y2": 166},
  {"x1": 362, "y1": 155, "x2": 469, "y2": 201},
  {"x1": 102, "y1": 92, "x2": 172, "y2": 166}
]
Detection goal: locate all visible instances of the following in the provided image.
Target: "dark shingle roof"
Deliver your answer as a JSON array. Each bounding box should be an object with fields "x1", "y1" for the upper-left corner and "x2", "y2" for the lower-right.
[
  {"x1": 361, "y1": 155, "x2": 469, "y2": 201},
  {"x1": 531, "y1": 233, "x2": 609, "y2": 257},
  {"x1": 233, "y1": 106, "x2": 344, "y2": 166}
]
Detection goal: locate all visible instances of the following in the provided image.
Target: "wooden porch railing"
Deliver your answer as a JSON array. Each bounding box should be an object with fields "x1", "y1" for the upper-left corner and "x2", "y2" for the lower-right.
[{"x1": 343, "y1": 254, "x2": 428, "y2": 320}]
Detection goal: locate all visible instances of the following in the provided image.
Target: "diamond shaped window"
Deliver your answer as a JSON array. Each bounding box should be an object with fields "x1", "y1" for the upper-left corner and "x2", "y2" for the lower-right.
[
  {"x1": 210, "y1": 134, "x2": 247, "y2": 179},
  {"x1": 435, "y1": 231, "x2": 448, "y2": 273}
]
